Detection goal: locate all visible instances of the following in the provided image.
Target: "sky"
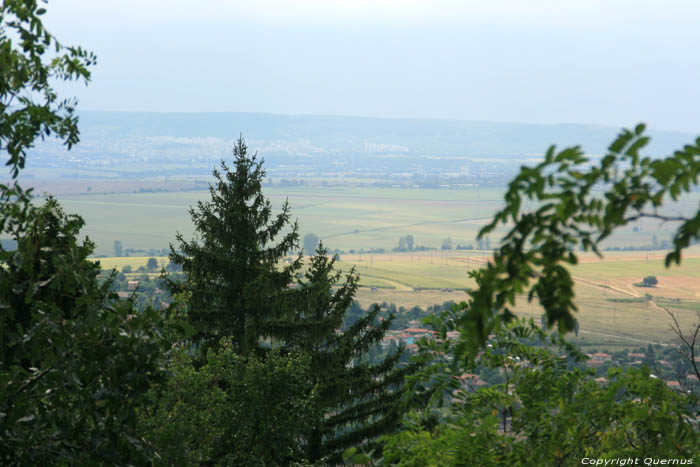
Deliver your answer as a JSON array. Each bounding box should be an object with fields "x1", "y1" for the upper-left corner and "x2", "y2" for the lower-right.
[{"x1": 45, "y1": 0, "x2": 700, "y2": 133}]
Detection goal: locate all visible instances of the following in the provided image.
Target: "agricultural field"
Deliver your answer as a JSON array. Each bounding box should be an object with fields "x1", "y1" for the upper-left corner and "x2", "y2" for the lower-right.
[
  {"x1": 95, "y1": 247, "x2": 700, "y2": 351},
  {"x1": 67, "y1": 184, "x2": 700, "y2": 352},
  {"x1": 347, "y1": 248, "x2": 700, "y2": 351},
  {"x1": 55, "y1": 185, "x2": 700, "y2": 257},
  {"x1": 56, "y1": 186, "x2": 506, "y2": 256}
]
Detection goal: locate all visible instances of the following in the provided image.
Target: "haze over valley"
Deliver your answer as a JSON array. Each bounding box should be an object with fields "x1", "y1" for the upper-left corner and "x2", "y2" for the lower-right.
[{"x1": 22, "y1": 111, "x2": 697, "y2": 187}]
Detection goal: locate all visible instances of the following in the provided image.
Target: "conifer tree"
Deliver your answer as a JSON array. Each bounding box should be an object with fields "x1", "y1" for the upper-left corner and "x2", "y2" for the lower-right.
[
  {"x1": 170, "y1": 140, "x2": 424, "y2": 462},
  {"x1": 170, "y1": 136, "x2": 301, "y2": 355},
  {"x1": 288, "y1": 246, "x2": 425, "y2": 463}
]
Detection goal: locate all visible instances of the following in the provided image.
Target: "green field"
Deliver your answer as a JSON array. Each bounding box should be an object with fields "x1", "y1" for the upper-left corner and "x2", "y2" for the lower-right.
[
  {"x1": 56, "y1": 185, "x2": 700, "y2": 257},
  {"x1": 56, "y1": 186, "x2": 505, "y2": 256}
]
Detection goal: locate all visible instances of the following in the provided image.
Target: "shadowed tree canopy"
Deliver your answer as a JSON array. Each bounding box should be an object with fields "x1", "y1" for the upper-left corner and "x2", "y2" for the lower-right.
[
  {"x1": 284, "y1": 245, "x2": 427, "y2": 463},
  {"x1": 0, "y1": 196, "x2": 172, "y2": 464},
  {"x1": 1, "y1": 3, "x2": 173, "y2": 463}
]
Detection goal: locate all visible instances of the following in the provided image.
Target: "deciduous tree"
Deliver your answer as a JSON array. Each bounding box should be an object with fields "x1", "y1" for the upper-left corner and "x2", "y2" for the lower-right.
[
  {"x1": 406, "y1": 234, "x2": 414, "y2": 251},
  {"x1": 1, "y1": 0, "x2": 96, "y2": 178},
  {"x1": 450, "y1": 125, "x2": 700, "y2": 352},
  {"x1": 379, "y1": 125, "x2": 700, "y2": 465},
  {"x1": 382, "y1": 320, "x2": 700, "y2": 466},
  {"x1": 140, "y1": 345, "x2": 317, "y2": 466},
  {"x1": 303, "y1": 232, "x2": 319, "y2": 256},
  {"x1": 0, "y1": 197, "x2": 171, "y2": 464},
  {"x1": 114, "y1": 240, "x2": 123, "y2": 257},
  {"x1": 0, "y1": 3, "x2": 172, "y2": 463},
  {"x1": 643, "y1": 275, "x2": 658, "y2": 287},
  {"x1": 146, "y1": 257, "x2": 158, "y2": 272}
]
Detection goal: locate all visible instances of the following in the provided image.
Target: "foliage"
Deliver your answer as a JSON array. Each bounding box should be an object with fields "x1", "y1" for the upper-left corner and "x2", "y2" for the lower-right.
[
  {"x1": 0, "y1": 3, "x2": 175, "y2": 462},
  {"x1": 0, "y1": 194, "x2": 172, "y2": 464},
  {"x1": 302, "y1": 232, "x2": 319, "y2": 256},
  {"x1": 169, "y1": 136, "x2": 301, "y2": 356},
  {"x1": 287, "y1": 246, "x2": 426, "y2": 463},
  {"x1": 667, "y1": 309, "x2": 700, "y2": 387},
  {"x1": 378, "y1": 126, "x2": 700, "y2": 465},
  {"x1": 447, "y1": 124, "x2": 700, "y2": 354},
  {"x1": 146, "y1": 256, "x2": 159, "y2": 272},
  {"x1": 0, "y1": 0, "x2": 96, "y2": 178},
  {"x1": 643, "y1": 275, "x2": 658, "y2": 287},
  {"x1": 141, "y1": 344, "x2": 317, "y2": 467},
  {"x1": 168, "y1": 140, "x2": 424, "y2": 463},
  {"x1": 381, "y1": 320, "x2": 700, "y2": 466},
  {"x1": 397, "y1": 234, "x2": 415, "y2": 252}
]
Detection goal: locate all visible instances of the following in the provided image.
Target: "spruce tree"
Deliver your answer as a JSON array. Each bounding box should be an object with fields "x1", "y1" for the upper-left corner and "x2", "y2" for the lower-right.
[
  {"x1": 288, "y1": 246, "x2": 425, "y2": 463},
  {"x1": 170, "y1": 136, "x2": 301, "y2": 355},
  {"x1": 171, "y1": 140, "x2": 423, "y2": 462}
]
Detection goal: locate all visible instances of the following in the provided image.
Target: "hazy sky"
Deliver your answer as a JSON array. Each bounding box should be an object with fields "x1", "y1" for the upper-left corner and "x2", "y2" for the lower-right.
[{"x1": 46, "y1": 0, "x2": 700, "y2": 132}]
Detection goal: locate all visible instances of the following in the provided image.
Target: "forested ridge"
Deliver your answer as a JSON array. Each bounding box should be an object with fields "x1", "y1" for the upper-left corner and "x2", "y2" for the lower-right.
[{"x1": 2, "y1": 2, "x2": 700, "y2": 466}]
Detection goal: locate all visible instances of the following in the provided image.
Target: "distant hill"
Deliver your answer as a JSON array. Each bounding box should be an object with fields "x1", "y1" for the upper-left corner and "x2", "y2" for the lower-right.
[
  {"x1": 21, "y1": 111, "x2": 697, "y2": 182},
  {"x1": 76, "y1": 111, "x2": 695, "y2": 157}
]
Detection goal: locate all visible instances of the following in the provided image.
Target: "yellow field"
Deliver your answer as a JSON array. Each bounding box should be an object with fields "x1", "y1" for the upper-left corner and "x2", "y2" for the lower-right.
[
  {"x1": 336, "y1": 250, "x2": 491, "y2": 289},
  {"x1": 93, "y1": 248, "x2": 700, "y2": 349},
  {"x1": 340, "y1": 248, "x2": 700, "y2": 349},
  {"x1": 337, "y1": 248, "x2": 700, "y2": 292}
]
